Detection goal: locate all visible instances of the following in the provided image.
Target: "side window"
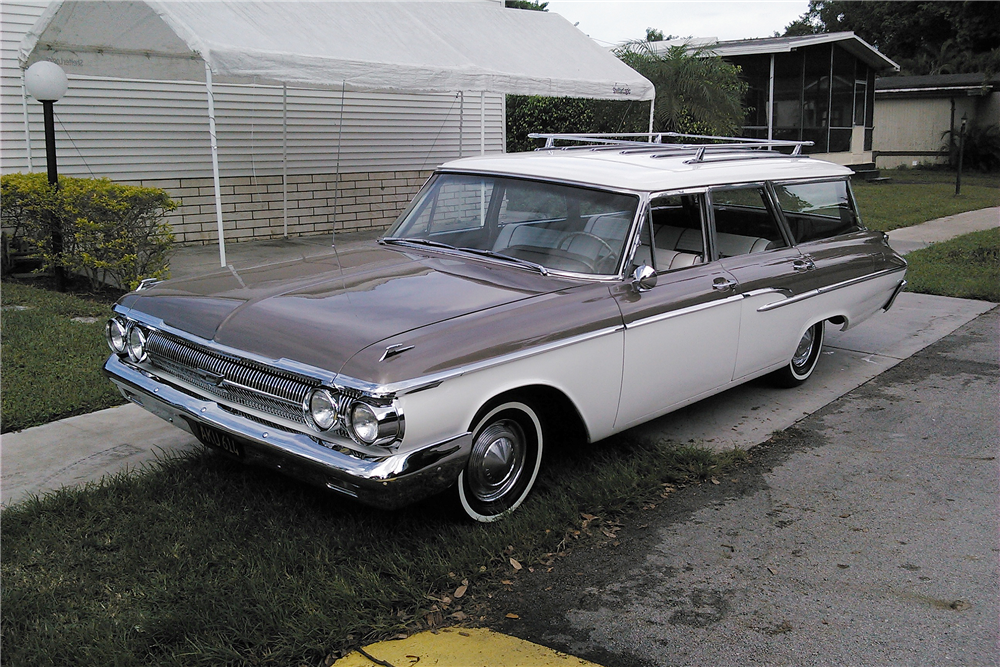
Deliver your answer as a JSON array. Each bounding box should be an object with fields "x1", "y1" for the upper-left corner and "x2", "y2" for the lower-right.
[
  {"x1": 709, "y1": 186, "x2": 788, "y2": 258},
  {"x1": 646, "y1": 194, "x2": 706, "y2": 272},
  {"x1": 774, "y1": 180, "x2": 861, "y2": 243}
]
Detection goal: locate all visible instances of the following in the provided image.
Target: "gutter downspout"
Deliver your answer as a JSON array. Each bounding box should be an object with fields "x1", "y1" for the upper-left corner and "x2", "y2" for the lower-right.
[
  {"x1": 282, "y1": 83, "x2": 288, "y2": 238},
  {"x1": 20, "y1": 69, "x2": 33, "y2": 171}
]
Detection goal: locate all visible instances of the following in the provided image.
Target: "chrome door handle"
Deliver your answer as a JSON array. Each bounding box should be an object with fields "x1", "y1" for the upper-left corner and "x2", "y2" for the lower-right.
[
  {"x1": 712, "y1": 277, "x2": 738, "y2": 291},
  {"x1": 793, "y1": 257, "x2": 816, "y2": 271}
]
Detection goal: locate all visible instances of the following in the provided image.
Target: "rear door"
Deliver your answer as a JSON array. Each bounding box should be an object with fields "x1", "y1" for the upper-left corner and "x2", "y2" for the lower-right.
[{"x1": 707, "y1": 185, "x2": 813, "y2": 381}]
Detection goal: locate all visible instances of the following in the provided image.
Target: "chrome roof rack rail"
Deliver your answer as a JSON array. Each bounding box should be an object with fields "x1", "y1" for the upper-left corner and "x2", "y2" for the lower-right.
[{"x1": 527, "y1": 132, "x2": 814, "y2": 161}]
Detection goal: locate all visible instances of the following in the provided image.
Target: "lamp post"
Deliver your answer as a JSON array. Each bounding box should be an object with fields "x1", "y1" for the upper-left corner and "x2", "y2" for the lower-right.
[
  {"x1": 24, "y1": 61, "x2": 68, "y2": 291},
  {"x1": 955, "y1": 113, "x2": 968, "y2": 197}
]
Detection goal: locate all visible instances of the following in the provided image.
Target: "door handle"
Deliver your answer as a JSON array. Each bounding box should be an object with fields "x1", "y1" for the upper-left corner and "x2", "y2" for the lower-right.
[
  {"x1": 793, "y1": 257, "x2": 816, "y2": 271},
  {"x1": 712, "y1": 277, "x2": 738, "y2": 291}
]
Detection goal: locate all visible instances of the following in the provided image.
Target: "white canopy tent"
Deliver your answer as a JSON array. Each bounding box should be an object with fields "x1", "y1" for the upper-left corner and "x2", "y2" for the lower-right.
[{"x1": 20, "y1": 0, "x2": 655, "y2": 267}]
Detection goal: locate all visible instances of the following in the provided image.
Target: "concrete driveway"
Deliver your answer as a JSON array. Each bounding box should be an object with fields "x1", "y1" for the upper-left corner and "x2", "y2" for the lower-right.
[{"x1": 489, "y1": 305, "x2": 999, "y2": 666}]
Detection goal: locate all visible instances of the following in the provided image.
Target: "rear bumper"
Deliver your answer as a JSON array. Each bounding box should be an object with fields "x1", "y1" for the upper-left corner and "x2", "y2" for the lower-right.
[{"x1": 103, "y1": 354, "x2": 471, "y2": 509}]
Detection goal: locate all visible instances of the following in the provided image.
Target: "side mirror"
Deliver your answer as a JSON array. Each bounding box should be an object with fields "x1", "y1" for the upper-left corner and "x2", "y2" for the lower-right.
[{"x1": 631, "y1": 264, "x2": 657, "y2": 292}]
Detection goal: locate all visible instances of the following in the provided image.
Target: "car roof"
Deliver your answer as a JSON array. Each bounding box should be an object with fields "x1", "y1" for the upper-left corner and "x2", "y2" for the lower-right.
[{"x1": 438, "y1": 148, "x2": 853, "y2": 193}]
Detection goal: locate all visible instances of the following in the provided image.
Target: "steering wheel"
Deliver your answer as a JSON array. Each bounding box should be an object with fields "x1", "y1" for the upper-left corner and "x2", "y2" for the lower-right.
[{"x1": 558, "y1": 232, "x2": 617, "y2": 272}]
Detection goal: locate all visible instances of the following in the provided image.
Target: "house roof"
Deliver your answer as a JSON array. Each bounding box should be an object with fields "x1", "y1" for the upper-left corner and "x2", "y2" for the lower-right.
[
  {"x1": 20, "y1": 0, "x2": 654, "y2": 101},
  {"x1": 875, "y1": 73, "x2": 1000, "y2": 97},
  {"x1": 653, "y1": 32, "x2": 899, "y2": 73}
]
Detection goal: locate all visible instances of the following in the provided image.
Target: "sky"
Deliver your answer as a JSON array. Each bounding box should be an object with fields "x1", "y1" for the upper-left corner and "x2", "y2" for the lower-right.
[{"x1": 544, "y1": 1, "x2": 811, "y2": 47}]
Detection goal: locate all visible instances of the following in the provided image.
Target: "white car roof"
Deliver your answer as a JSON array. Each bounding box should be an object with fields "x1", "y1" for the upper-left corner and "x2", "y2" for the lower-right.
[{"x1": 439, "y1": 149, "x2": 852, "y2": 193}]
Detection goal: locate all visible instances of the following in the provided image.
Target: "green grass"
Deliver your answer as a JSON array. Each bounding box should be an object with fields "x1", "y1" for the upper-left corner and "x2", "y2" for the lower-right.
[
  {"x1": 2, "y1": 433, "x2": 746, "y2": 666},
  {"x1": 1, "y1": 282, "x2": 126, "y2": 433},
  {"x1": 904, "y1": 227, "x2": 1000, "y2": 302},
  {"x1": 853, "y1": 168, "x2": 999, "y2": 232}
]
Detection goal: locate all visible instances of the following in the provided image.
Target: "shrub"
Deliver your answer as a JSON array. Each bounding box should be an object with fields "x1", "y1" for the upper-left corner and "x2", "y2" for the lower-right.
[
  {"x1": 1, "y1": 173, "x2": 175, "y2": 290},
  {"x1": 943, "y1": 123, "x2": 1000, "y2": 172}
]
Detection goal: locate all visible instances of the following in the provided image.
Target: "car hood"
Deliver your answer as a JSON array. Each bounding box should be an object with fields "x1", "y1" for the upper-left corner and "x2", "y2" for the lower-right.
[{"x1": 119, "y1": 244, "x2": 577, "y2": 375}]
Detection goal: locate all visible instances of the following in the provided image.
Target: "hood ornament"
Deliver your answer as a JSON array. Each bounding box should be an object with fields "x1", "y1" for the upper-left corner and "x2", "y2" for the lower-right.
[{"x1": 380, "y1": 344, "x2": 414, "y2": 363}]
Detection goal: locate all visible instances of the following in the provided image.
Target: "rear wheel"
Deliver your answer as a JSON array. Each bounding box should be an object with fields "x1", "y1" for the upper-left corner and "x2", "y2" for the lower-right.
[
  {"x1": 457, "y1": 401, "x2": 543, "y2": 522},
  {"x1": 771, "y1": 321, "x2": 825, "y2": 388}
]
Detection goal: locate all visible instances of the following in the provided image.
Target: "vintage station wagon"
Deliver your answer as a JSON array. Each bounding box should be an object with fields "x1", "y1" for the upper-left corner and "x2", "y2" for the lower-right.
[{"x1": 104, "y1": 134, "x2": 907, "y2": 521}]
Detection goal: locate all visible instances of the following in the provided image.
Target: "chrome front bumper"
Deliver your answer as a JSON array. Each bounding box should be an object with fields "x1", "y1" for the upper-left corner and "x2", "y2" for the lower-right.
[{"x1": 103, "y1": 354, "x2": 472, "y2": 509}]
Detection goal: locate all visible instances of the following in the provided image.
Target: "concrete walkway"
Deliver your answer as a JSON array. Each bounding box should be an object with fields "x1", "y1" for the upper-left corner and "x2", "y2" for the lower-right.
[
  {"x1": 2, "y1": 209, "x2": 997, "y2": 507},
  {"x1": 885, "y1": 206, "x2": 999, "y2": 255}
]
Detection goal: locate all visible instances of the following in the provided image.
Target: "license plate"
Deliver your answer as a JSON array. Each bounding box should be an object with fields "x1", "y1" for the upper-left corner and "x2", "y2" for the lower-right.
[{"x1": 191, "y1": 422, "x2": 245, "y2": 458}]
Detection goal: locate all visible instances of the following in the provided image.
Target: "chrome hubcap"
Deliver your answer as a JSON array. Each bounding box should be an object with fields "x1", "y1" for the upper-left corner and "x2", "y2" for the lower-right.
[
  {"x1": 792, "y1": 327, "x2": 815, "y2": 369},
  {"x1": 468, "y1": 419, "x2": 525, "y2": 503}
]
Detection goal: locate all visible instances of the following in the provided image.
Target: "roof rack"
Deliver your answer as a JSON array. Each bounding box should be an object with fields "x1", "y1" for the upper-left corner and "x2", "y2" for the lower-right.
[{"x1": 527, "y1": 132, "x2": 815, "y2": 163}]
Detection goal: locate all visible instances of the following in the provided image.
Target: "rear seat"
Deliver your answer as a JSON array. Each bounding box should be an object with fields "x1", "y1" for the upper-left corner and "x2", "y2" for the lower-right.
[{"x1": 654, "y1": 225, "x2": 771, "y2": 259}]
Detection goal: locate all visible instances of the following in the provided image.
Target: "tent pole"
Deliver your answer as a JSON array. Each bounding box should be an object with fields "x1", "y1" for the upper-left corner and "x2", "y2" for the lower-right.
[
  {"x1": 20, "y1": 69, "x2": 33, "y2": 171},
  {"x1": 205, "y1": 63, "x2": 226, "y2": 267},
  {"x1": 480, "y1": 91, "x2": 485, "y2": 155},
  {"x1": 282, "y1": 83, "x2": 288, "y2": 238},
  {"x1": 648, "y1": 98, "x2": 655, "y2": 135}
]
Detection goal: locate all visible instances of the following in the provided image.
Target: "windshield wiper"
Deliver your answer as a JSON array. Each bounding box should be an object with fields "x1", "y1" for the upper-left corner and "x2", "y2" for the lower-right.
[
  {"x1": 457, "y1": 247, "x2": 549, "y2": 276},
  {"x1": 380, "y1": 237, "x2": 456, "y2": 251}
]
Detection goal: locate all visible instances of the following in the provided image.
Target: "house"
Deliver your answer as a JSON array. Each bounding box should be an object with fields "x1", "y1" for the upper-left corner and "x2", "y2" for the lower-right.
[
  {"x1": 873, "y1": 73, "x2": 1000, "y2": 169},
  {"x1": 652, "y1": 32, "x2": 899, "y2": 167}
]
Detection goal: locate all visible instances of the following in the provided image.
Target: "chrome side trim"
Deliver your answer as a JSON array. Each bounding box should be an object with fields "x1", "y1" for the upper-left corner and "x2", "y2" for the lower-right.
[
  {"x1": 338, "y1": 324, "x2": 626, "y2": 397},
  {"x1": 756, "y1": 267, "x2": 906, "y2": 313},
  {"x1": 625, "y1": 294, "x2": 743, "y2": 330}
]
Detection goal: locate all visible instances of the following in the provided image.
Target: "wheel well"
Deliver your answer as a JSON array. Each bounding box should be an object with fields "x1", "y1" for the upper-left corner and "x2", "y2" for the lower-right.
[
  {"x1": 470, "y1": 385, "x2": 588, "y2": 449},
  {"x1": 827, "y1": 315, "x2": 848, "y2": 330}
]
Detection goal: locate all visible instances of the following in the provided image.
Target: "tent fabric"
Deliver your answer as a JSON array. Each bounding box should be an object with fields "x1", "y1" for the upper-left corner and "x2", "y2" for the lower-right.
[{"x1": 20, "y1": 0, "x2": 654, "y2": 101}]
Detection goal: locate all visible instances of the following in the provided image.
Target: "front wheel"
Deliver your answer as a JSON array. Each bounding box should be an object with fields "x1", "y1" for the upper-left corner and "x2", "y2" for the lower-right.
[
  {"x1": 457, "y1": 401, "x2": 544, "y2": 522},
  {"x1": 771, "y1": 321, "x2": 825, "y2": 388}
]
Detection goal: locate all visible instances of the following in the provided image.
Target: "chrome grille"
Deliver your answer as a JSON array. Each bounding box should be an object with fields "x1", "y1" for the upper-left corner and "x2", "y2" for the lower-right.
[{"x1": 144, "y1": 330, "x2": 317, "y2": 424}]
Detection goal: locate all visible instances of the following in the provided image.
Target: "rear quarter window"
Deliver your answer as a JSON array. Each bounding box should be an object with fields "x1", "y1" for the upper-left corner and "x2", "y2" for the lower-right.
[{"x1": 774, "y1": 180, "x2": 861, "y2": 243}]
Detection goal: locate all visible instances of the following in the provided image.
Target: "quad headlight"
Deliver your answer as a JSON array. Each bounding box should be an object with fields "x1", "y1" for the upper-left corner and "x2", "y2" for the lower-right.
[
  {"x1": 106, "y1": 318, "x2": 127, "y2": 353},
  {"x1": 126, "y1": 325, "x2": 148, "y2": 363},
  {"x1": 305, "y1": 388, "x2": 401, "y2": 446},
  {"x1": 307, "y1": 388, "x2": 339, "y2": 431}
]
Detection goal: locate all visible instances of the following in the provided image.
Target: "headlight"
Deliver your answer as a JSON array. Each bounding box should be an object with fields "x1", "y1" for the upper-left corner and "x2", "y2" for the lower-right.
[
  {"x1": 126, "y1": 325, "x2": 147, "y2": 363},
  {"x1": 350, "y1": 402, "x2": 379, "y2": 444},
  {"x1": 307, "y1": 388, "x2": 338, "y2": 431},
  {"x1": 106, "y1": 318, "x2": 127, "y2": 353},
  {"x1": 349, "y1": 401, "x2": 401, "y2": 446}
]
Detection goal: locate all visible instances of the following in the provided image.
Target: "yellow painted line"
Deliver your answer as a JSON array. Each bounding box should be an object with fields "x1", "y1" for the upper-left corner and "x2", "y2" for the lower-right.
[{"x1": 334, "y1": 627, "x2": 604, "y2": 667}]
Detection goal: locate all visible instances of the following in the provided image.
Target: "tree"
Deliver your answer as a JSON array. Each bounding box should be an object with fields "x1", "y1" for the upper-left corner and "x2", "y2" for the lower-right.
[
  {"x1": 607, "y1": 41, "x2": 747, "y2": 135},
  {"x1": 646, "y1": 27, "x2": 665, "y2": 42},
  {"x1": 504, "y1": 0, "x2": 548, "y2": 10},
  {"x1": 782, "y1": 1, "x2": 1000, "y2": 75}
]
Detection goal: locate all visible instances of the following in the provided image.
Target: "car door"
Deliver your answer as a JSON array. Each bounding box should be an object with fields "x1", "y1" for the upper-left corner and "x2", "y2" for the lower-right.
[
  {"x1": 612, "y1": 194, "x2": 741, "y2": 430},
  {"x1": 707, "y1": 184, "x2": 815, "y2": 381}
]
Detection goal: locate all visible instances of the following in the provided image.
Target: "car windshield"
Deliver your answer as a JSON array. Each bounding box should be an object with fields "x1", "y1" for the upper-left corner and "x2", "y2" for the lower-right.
[{"x1": 385, "y1": 173, "x2": 640, "y2": 276}]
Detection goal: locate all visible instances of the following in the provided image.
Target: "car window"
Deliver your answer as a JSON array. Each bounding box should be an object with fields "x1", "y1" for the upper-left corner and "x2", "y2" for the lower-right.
[
  {"x1": 642, "y1": 194, "x2": 706, "y2": 273},
  {"x1": 708, "y1": 186, "x2": 788, "y2": 258},
  {"x1": 387, "y1": 174, "x2": 640, "y2": 276},
  {"x1": 773, "y1": 180, "x2": 861, "y2": 243}
]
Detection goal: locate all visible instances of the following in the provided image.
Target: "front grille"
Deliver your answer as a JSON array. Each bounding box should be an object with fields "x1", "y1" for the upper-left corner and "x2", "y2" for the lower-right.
[{"x1": 145, "y1": 330, "x2": 318, "y2": 425}]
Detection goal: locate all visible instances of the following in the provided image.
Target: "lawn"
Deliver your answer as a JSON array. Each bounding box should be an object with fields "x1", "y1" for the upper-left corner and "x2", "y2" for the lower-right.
[
  {"x1": 1, "y1": 282, "x2": 126, "y2": 433},
  {"x1": 903, "y1": 227, "x2": 1000, "y2": 303},
  {"x1": 852, "y1": 168, "x2": 999, "y2": 232},
  {"x1": 2, "y1": 430, "x2": 744, "y2": 666}
]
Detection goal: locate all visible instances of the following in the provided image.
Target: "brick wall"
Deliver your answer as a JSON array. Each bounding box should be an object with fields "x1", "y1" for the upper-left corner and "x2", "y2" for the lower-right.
[{"x1": 135, "y1": 169, "x2": 433, "y2": 245}]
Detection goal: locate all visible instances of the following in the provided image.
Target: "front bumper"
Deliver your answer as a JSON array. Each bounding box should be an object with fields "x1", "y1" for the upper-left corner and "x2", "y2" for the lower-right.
[{"x1": 103, "y1": 354, "x2": 472, "y2": 509}]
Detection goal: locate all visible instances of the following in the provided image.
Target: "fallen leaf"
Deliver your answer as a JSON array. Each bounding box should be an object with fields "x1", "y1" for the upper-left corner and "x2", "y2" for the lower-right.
[
  {"x1": 767, "y1": 566, "x2": 777, "y2": 575},
  {"x1": 506, "y1": 613, "x2": 520, "y2": 619},
  {"x1": 839, "y1": 513, "x2": 851, "y2": 519},
  {"x1": 581, "y1": 513, "x2": 598, "y2": 521},
  {"x1": 501, "y1": 579, "x2": 513, "y2": 585},
  {"x1": 510, "y1": 558, "x2": 522, "y2": 571},
  {"x1": 450, "y1": 611, "x2": 468, "y2": 621},
  {"x1": 711, "y1": 477, "x2": 721, "y2": 485},
  {"x1": 454, "y1": 585, "x2": 467, "y2": 599}
]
